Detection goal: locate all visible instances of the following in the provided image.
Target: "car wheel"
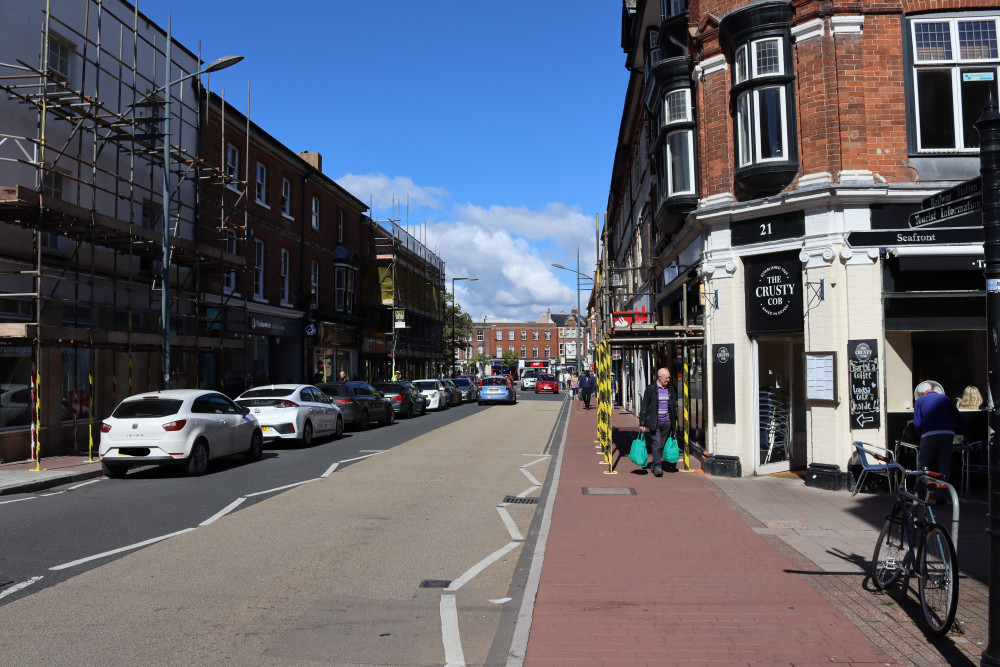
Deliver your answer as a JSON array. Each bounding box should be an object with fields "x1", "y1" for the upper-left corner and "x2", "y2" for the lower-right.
[
  {"x1": 184, "y1": 440, "x2": 209, "y2": 477},
  {"x1": 102, "y1": 461, "x2": 127, "y2": 478},
  {"x1": 380, "y1": 407, "x2": 393, "y2": 426},
  {"x1": 359, "y1": 410, "x2": 369, "y2": 430},
  {"x1": 513, "y1": 394, "x2": 518, "y2": 405},
  {"x1": 301, "y1": 421, "x2": 315, "y2": 447},
  {"x1": 421, "y1": 403, "x2": 427, "y2": 415},
  {"x1": 334, "y1": 415, "x2": 344, "y2": 439},
  {"x1": 244, "y1": 430, "x2": 263, "y2": 462}
]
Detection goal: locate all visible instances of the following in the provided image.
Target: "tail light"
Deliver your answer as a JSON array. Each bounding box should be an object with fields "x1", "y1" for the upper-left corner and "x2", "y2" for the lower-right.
[
  {"x1": 392, "y1": 395, "x2": 402, "y2": 402},
  {"x1": 162, "y1": 419, "x2": 187, "y2": 432},
  {"x1": 336, "y1": 398, "x2": 355, "y2": 405},
  {"x1": 277, "y1": 400, "x2": 299, "y2": 408},
  {"x1": 101, "y1": 422, "x2": 111, "y2": 433}
]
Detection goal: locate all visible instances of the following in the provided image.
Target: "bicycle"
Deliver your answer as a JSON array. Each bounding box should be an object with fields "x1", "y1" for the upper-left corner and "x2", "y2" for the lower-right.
[{"x1": 870, "y1": 458, "x2": 960, "y2": 636}]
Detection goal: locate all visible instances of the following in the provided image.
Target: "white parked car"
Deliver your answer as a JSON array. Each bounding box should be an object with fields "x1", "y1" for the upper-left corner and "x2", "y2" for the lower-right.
[
  {"x1": 521, "y1": 371, "x2": 538, "y2": 390},
  {"x1": 235, "y1": 384, "x2": 343, "y2": 446},
  {"x1": 99, "y1": 389, "x2": 263, "y2": 478},
  {"x1": 413, "y1": 379, "x2": 448, "y2": 411}
]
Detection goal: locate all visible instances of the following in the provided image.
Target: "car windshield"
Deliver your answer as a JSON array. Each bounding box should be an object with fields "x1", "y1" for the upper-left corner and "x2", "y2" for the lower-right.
[
  {"x1": 481, "y1": 377, "x2": 507, "y2": 386},
  {"x1": 414, "y1": 381, "x2": 437, "y2": 390},
  {"x1": 453, "y1": 379, "x2": 471, "y2": 388},
  {"x1": 239, "y1": 388, "x2": 294, "y2": 398},
  {"x1": 524, "y1": 371, "x2": 538, "y2": 378},
  {"x1": 112, "y1": 398, "x2": 183, "y2": 418},
  {"x1": 316, "y1": 385, "x2": 346, "y2": 396},
  {"x1": 538, "y1": 374, "x2": 556, "y2": 381}
]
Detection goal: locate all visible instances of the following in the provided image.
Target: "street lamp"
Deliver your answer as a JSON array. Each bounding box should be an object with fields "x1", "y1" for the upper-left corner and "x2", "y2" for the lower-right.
[
  {"x1": 553, "y1": 247, "x2": 592, "y2": 374},
  {"x1": 159, "y1": 17, "x2": 242, "y2": 388},
  {"x1": 451, "y1": 276, "x2": 477, "y2": 375}
]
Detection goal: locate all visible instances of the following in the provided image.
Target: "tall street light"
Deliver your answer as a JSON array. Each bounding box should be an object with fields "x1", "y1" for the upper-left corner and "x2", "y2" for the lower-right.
[
  {"x1": 553, "y1": 247, "x2": 591, "y2": 374},
  {"x1": 160, "y1": 15, "x2": 242, "y2": 388},
  {"x1": 451, "y1": 276, "x2": 477, "y2": 375}
]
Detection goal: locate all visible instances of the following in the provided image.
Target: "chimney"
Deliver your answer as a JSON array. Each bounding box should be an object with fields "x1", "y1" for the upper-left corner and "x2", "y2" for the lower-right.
[{"x1": 299, "y1": 152, "x2": 322, "y2": 172}]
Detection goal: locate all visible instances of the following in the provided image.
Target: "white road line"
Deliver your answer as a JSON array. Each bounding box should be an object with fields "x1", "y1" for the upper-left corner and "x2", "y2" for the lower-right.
[
  {"x1": 495, "y1": 505, "x2": 523, "y2": 542},
  {"x1": 42, "y1": 490, "x2": 66, "y2": 496},
  {"x1": 518, "y1": 467, "x2": 540, "y2": 487},
  {"x1": 338, "y1": 451, "x2": 384, "y2": 463},
  {"x1": 445, "y1": 541, "x2": 519, "y2": 592},
  {"x1": 321, "y1": 461, "x2": 339, "y2": 478},
  {"x1": 0, "y1": 497, "x2": 37, "y2": 506},
  {"x1": 440, "y1": 594, "x2": 466, "y2": 667},
  {"x1": 516, "y1": 486, "x2": 540, "y2": 499},
  {"x1": 0, "y1": 576, "x2": 42, "y2": 600},
  {"x1": 522, "y1": 456, "x2": 549, "y2": 468},
  {"x1": 244, "y1": 479, "x2": 318, "y2": 498},
  {"x1": 505, "y1": 401, "x2": 569, "y2": 667},
  {"x1": 67, "y1": 479, "x2": 102, "y2": 491},
  {"x1": 199, "y1": 498, "x2": 246, "y2": 526},
  {"x1": 50, "y1": 528, "x2": 196, "y2": 571},
  {"x1": 489, "y1": 597, "x2": 512, "y2": 604}
]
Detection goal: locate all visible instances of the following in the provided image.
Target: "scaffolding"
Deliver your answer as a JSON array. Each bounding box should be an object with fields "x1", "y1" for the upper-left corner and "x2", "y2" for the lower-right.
[{"x1": 0, "y1": 0, "x2": 247, "y2": 462}]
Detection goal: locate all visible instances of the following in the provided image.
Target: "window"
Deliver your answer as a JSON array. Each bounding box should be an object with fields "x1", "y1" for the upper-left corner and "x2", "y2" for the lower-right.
[
  {"x1": 508, "y1": 346, "x2": 514, "y2": 353},
  {"x1": 311, "y1": 196, "x2": 320, "y2": 230},
  {"x1": 496, "y1": 346, "x2": 502, "y2": 357},
  {"x1": 495, "y1": 330, "x2": 502, "y2": 341},
  {"x1": 346, "y1": 270, "x2": 355, "y2": 313},
  {"x1": 253, "y1": 240, "x2": 265, "y2": 298},
  {"x1": 223, "y1": 230, "x2": 237, "y2": 292},
  {"x1": 280, "y1": 249, "x2": 290, "y2": 303},
  {"x1": 226, "y1": 145, "x2": 239, "y2": 189},
  {"x1": 657, "y1": 88, "x2": 696, "y2": 199},
  {"x1": 335, "y1": 266, "x2": 356, "y2": 313},
  {"x1": 477, "y1": 330, "x2": 484, "y2": 342},
  {"x1": 544, "y1": 346, "x2": 551, "y2": 358},
  {"x1": 910, "y1": 15, "x2": 1000, "y2": 152},
  {"x1": 41, "y1": 172, "x2": 64, "y2": 249},
  {"x1": 559, "y1": 343, "x2": 565, "y2": 356},
  {"x1": 508, "y1": 330, "x2": 514, "y2": 341},
  {"x1": 477, "y1": 345, "x2": 483, "y2": 354},
  {"x1": 311, "y1": 261, "x2": 320, "y2": 308},
  {"x1": 338, "y1": 209, "x2": 344, "y2": 243},
  {"x1": 734, "y1": 39, "x2": 789, "y2": 166},
  {"x1": 532, "y1": 331, "x2": 539, "y2": 340},
  {"x1": 660, "y1": 0, "x2": 688, "y2": 20},
  {"x1": 545, "y1": 331, "x2": 551, "y2": 341},
  {"x1": 520, "y1": 346, "x2": 527, "y2": 358},
  {"x1": 47, "y1": 36, "x2": 71, "y2": 82},
  {"x1": 520, "y1": 330, "x2": 527, "y2": 340},
  {"x1": 532, "y1": 346, "x2": 538, "y2": 358},
  {"x1": 281, "y1": 178, "x2": 292, "y2": 216},
  {"x1": 255, "y1": 163, "x2": 267, "y2": 205}
]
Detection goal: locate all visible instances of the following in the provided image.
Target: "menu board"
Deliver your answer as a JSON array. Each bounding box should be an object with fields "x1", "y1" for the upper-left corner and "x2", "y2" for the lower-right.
[{"x1": 848, "y1": 339, "x2": 880, "y2": 429}]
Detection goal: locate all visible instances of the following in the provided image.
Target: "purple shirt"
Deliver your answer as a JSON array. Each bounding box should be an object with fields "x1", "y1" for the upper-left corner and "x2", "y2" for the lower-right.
[{"x1": 657, "y1": 386, "x2": 671, "y2": 423}]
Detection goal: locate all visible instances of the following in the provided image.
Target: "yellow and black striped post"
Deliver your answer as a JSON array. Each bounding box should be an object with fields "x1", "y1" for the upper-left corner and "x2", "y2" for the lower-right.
[
  {"x1": 682, "y1": 347, "x2": 691, "y2": 472},
  {"x1": 596, "y1": 340, "x2": 616, "y2": 474}
]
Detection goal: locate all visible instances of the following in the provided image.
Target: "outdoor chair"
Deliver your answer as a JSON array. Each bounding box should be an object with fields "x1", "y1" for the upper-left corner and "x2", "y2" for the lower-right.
[{"x1": 851, "y1": 441, "x2": 896, "y2": 497}]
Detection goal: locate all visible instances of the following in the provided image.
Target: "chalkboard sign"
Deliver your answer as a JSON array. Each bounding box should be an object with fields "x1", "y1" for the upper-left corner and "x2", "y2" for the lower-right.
[
  {"x1": 712, "y1": 344, "x2": 736, "y2": 424},
  {"x1": 848, "y1": 339, "x2": 880, "y2": 430}
]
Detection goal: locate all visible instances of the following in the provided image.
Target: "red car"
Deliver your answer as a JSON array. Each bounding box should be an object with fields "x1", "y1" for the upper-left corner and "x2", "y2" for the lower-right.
[{"x1": 534, "y1": 373, "x2": 559, "y2": 394}]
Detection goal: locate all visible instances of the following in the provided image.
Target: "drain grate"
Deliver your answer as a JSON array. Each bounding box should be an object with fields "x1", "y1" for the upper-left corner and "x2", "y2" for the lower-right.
[
  {"x1": 502, "y1": 496, "x2": 538, "y2": 504},
  {"x1": 582, "y1": 487, "x2": 636, "y2": 495},
  {"x1": 419, "y1": 579, "x2": 452, "y2": 588}
]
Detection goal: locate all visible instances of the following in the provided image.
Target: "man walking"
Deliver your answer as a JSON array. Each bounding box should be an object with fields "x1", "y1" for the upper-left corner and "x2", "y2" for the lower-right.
[
  {"x1": 578, "y1": 369, "x2": 596, "y2": 409},
  {"x1": 638, "y1": 368, "x2": 677, "y2": 477}
]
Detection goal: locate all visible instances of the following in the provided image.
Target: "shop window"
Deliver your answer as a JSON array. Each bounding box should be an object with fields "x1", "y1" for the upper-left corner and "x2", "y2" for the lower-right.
[{"x1": 60, "y1": 348, "x2": 91, "y2": 422}]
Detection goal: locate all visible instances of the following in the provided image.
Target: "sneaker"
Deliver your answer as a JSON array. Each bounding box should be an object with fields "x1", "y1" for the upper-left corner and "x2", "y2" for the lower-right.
[{"x1": 652, "y1": 465, "x2": 663, "y2": 477}]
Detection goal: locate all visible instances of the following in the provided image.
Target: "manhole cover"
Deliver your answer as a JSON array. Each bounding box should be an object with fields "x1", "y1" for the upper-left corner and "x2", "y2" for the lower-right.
[
  {"x1": 502, "y1": 496, "x2": 538, "y2": 504},
  {"x1": 582, "y1": 487, "x2": 636, "y2": 495},
  {"x1": 419, "y1": 579, "x2": 452, "y2": 588}
]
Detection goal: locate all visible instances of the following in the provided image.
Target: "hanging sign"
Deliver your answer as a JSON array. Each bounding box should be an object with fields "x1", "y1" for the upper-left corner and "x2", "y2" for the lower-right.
[
  {"x1": 393, "y1": 309, "x2": 406, "y2": 328},
  {"x1": 848, "y1": 339, "x2": 880, "y2": 430},
  {"x1": 744, "y1": 252, "x2": 803, "y2": 334}
]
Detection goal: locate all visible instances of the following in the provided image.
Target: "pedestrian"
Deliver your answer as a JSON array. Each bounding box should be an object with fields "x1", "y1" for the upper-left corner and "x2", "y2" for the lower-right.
[
  {"x1": 637, "y1": 367, "x2": 678, "y2": 477},
  {"x1": 338, "y1": 370, "x2": 348, "y2": 382},
  {"x1": 611, "y1": 373, "x2": 618, "y2": 406},
  {"x1": 393, "y1": 369, "x2": 404, "y2": 382},
  {"x1": 570, "y1": 372, "x2": 579, "y2": 400},
  {"x1": 913, "y1": 380, "x2": 966, "y2": 490},
  {"x1": 579, "y1": 369, "x2": 597, "y2": 409},
  {"x1": 956, "y1": 385, "x2": 983, "y2": 411}
]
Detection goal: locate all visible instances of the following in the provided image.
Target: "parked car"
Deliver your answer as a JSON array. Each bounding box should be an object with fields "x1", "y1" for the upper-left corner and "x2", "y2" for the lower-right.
[
  {"x1": 413, "y1": 379, "x2": 448, "y2": 410},
  {"x1": 315, "y1": 381, "x2": 394, "y2": 430},
  {"x1": 0, "y1": 383, "x2": 31, "y2": 428},
  {"x1": 374, "y1": 382, "x2": 424, "y2": 418},
  {"x1": 478, "y1": 375, "x2": 517, "y2": 405},
  {"x1": 439, "y1": 378, "x2": 462, "y2": 406},
  {"x1": 452, "y1": 377, "x2": 477, "y2": 402},
  {"x1": 534, "y1": 373, "x2": 559, "y2": 394},
  {"x1": 99, "y1": 389, "x2": 263, "y2": 478},
  {"x1": 234, "y1": 384, "x2": 343, "y2": 446},
  {"x1": 521, "y1": 371, "x2": 538, "y2": 391}
]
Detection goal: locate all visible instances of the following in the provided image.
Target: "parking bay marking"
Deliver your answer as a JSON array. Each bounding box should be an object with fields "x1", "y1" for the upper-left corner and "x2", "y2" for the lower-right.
[
  {"x1": 50, "y1": 528, "x2": 197, "y2": 571},
  {"x1": 0, "y1": 576, "x2": 43, "y2": 601}
]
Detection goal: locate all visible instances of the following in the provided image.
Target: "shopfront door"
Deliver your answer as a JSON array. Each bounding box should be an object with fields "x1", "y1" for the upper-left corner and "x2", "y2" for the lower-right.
[{"x1": 753, "y1": 336, "x2": 805, "y2": 475}]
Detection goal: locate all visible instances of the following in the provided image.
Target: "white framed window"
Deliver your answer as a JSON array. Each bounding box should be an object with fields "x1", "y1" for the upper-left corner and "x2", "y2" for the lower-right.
[
  {"x1": 253, "y1": 240, "x2": 265, "y2": 299},
  {"x1": 47, "y1": 35, "x2": 72, "y2": 82},
  {"x1": 311, "y1": 260, "x2": 320, "y2": 308},
  {"x1": 752, "y1": 37, "x2": 783, "y2": 77},
  {"x1": 520, "y1": 346, "x2": 527, "y2": 358},
  {"x1": 255, "y1": 162, "x2": 267, "y2": 205},
  {"x1": 729, "y1": 33, "x2": 794, "y2": 171},
  {"x1": 508, "y1": 330, "x2": 514, "y2": 341},
  {"x1": 559, "y1": 343, "x2": 565, "y2": 356},
  {"x1": 477, "y1": 330, "x2": 484, "y2": 341},
  {"x1": 223, "y1": 230, "x2": 237, "y2": 292},
  {"x1": 544, "y1": 346, "x2": 551, "y2": 358},
  {"x1": 508, "y1": 346, "x2": 514, "y2": 353},
  {"x1": 532, "y1": 346, "x2": 538, "y2": 358},
  {"x1": 346, "y1": 269, "x2": 355, "y2": 314},
  {"x1": 910, "y1": 15, "x2": 1000, "y2": 152},
  {"x1": 545, "y1": 331, "x2": 551, "y2": 341},
  {"x1": 280, "y1": 249, "x2": 290, "y2": 303},
  {"x1": 338, "y1": 209, "x2": 344, "y2": 243},
  {"x1": 281, "y1": 178, "x2": 292, "y2": 217},
  {"x1": 226, "y1": 145, "x2": 240, "y2": 189},
  {"x1": 532, "y1": 331, "x2": 539, "y2": 340},
  {"x1": 477, "y1": 345, "x2": 483, "y2": 354},
  {"x1": 495, "y1": 330, "x2": 502, "y2": 341},
  {"x1": 335, "y1": 267, "x2": 346, "y2": 311},
  {"x1": 311, "y1": 196, "x2": 320, "y2": 230},
  {"x1": 520, "y1": 330, "x2": 527, "y2": 340},
  {"x1": 661, "y1": 89, "x2": 691, "y2": 127},
  {"x1": 662, "y1": 129, "x2": 696, "y2": 196}
]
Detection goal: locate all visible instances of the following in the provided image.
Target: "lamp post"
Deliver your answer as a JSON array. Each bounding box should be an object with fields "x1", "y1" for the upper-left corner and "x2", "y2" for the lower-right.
[
  {"x1": 450, "y1": 276, "x2": 477, "y2": 375},
  {"x1": 553, "y1": 248, "x2": 591, "y2": 374},
  {"x1": 160, "y1": 17, "x2": 242, "y2": 389}
]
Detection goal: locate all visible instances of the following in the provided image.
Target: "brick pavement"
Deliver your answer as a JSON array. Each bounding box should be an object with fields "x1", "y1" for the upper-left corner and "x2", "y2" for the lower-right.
[{"x1": 524, "y1": 403, "x2": 895, "y2": 666}]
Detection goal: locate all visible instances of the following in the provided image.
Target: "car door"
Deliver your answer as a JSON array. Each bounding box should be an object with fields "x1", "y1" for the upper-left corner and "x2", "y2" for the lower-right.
[
  {"x1": 209, "y1": 393, "x2": 244, "y2": 454},
  {"x1": 304, "y1": 387, "x2": 332, "y2": 434},
  {"x1": 351, "y1": 383, "x2": 373, "y2": 423},
  {"x1": 360, "y1": 382, "x2": 386, "y2": 420}
]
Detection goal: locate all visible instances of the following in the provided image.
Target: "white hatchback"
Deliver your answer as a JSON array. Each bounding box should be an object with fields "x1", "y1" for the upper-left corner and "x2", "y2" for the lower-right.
[
  {"x1": 412, "y1": 379, "x2": 447, "y2": 411},
  {"x1": 235, "y1": 384, "x2": 343, "y2": 446},
  {"x1": 99, "y1": 389, "x2": 263, "y2": 478}
]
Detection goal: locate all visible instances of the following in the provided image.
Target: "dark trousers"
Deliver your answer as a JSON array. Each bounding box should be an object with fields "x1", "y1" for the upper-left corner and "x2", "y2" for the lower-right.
[
  {"x1": 581, "y1": 387, "x2": 593, "y2": 408},
  {"x1": 647, "y1": 421, "x2": 671, "y2": 468},
  {"x1": 918, "y1": 433, "x2": 954, "y2": 479}
]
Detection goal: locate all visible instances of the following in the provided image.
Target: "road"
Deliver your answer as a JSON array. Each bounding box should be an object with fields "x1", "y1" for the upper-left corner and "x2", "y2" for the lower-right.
[{"x1": 0, "y1": 390, "x2": 567, "y2": 665}]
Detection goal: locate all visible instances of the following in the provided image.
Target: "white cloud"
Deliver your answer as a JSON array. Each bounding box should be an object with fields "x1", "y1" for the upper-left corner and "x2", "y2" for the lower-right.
[{"x1": 337, "y1": 172, "x2": 448, "y2": 210}]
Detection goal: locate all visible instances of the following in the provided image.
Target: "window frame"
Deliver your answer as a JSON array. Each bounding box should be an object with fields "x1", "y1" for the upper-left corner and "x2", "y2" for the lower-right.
[
  {"x1": 253, "y1": 240, "x2": 265, "y2": 299},
  {"x1": 279, "y1": 248, "x2": 290, "y2": 304},
  {"x1": 281, "y1": 178, "x2": 292, "y2": 217},
  {"x1": 311, "y1": 196, "x2": 320, "y2": 231},
  {"x1": 47, "y1": 34, "x2": 72, "y2": 82},
  {"x1": 477, "y1": 330, "x2": 484, "y2": 342},
  {"x1": 311, "y1": 260, "x2": 320, "y2": 308},
  {"x1": 226, "y1": 145, "x2": 240, "y2": 190},
  {"x1": 223, "y1": 230, "x2": 237, "y2": 293},
  {"x1": 255, "y1": 162, "x2": 267, "y2": 206}
]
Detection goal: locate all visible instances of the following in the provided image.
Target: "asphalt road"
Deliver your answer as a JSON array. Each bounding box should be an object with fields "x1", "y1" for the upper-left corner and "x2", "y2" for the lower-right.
[{"x1": 0, "y1": 389, "x2": 567, "y2": 665}]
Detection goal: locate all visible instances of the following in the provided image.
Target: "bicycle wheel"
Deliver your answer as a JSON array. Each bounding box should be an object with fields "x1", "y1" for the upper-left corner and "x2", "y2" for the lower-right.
[
  {"x1": 871, "y1": 502, "x2": 907, "y2": 591},
  {"x1": 919, "y1": 523, "x2": 959, "y2": 636}
]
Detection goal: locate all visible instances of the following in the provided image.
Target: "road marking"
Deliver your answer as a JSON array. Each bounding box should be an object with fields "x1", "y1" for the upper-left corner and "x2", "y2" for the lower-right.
[
  {"x1": 516, "y1": 486, "x2": 540, "y2": 498},
  {"x1": 244, "y1": 479, "x2": 318, "y2": 498},
  {"x1": 445, "y1": 541, "x2": 519, "y2": 592},
  {"x1": 67, "y1": 479, "x2": 102, "y2": 491},
  {"x1": 518, "y1": 467, "x2": 540, "y2": 487},
  {"x1": 0, "y1": 576, "x2": 42, "y2": 600},
  {"x1": 440, "y1": 594, "x2": 466, "y2": 666},
  {"x1": 0, "y1": 497, "x2": 37, "y2": 506},
  {"x1": 50, "y1": 528, "x2": 197, "y2": 571},
  {"x1": 338, "y1": 451, "x2": 385, "y2": 463},
  {"x1": 321, "y1": 461, "x2": 339, "y2": 478},
  {"x1": 495, "y1": 505, "x2": 523, "y2": 541},
  {"x1": 489, "y1": 597, "x2": 512, "y2": 604},
  {"x1": 521, "y1": 456, "x2": 549, "y2": 468},
  {"x1": 199, "y1": 498, "x2": 246, "y2": 526}
]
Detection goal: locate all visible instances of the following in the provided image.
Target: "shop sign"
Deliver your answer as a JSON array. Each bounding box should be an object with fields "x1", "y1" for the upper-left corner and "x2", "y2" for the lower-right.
[
  {"x1": 845, "y1": 227, "x2": 983, "y2": 247},
  {"x1": 612, "y1": 308, "x2": 650, "y2": 328},
  {"x1": 848, "y1": 339, "x2": 880, "y2": 430},
  {"x1": 731, "y1": 211, "x2": 804, "y2": 247},
  {"x1": 744, "y1": 252, "x2": 803, "y2": 334},
  {"x1": 304, "y1": 321, "x2": 318, "y2": 338},
  {"x1": 319, "y1": 323, "x2": 357, "y2": 347},
  {"x1": 712, "y1": 344, "x2": 735, "y2": 424},
  {"x1": 249, "y1": 316, "x2": 287, "y2": 335}
]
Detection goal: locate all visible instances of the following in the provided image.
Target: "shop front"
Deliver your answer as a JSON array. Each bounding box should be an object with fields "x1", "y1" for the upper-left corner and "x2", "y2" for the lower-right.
[
  {"x1": 314, "y1": 321, "x2": 359, "y2": 383},
  {"x1": 245, "y1": 313, "x2": 302, "y2": 387}
]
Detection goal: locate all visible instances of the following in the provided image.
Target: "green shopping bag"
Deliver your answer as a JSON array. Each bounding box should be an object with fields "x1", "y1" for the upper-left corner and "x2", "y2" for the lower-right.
[
  {"x1": 629, "y1": 433, "x2": 648, "y2": 467},
  {"x1": 663, "y1": 434, "x2": 679, "y2": 464}
]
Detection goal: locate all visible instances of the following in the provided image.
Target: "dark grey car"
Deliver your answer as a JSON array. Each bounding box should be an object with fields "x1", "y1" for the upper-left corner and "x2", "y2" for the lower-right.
[
  {"x1": 452, "y1": 377, "x2": 476, "y2": 402},
  {"x1": 439, "y1": 378, "x2": 462, "y2": 406},
  {"x1": 374, "y1": 382, "x2": 425, "y2": 418},
  {"x1": 316, "y1": 381, "x2": 394, "y2": 430}
]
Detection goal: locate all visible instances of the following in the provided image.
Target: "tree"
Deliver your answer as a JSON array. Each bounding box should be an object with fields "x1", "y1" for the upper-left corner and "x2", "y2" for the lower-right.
[
  {"x1": 501, "y1": 348, "x2": 519, "y2": 374},
  {"x1": 444, "y1": 291, "x2": 476, "y2": 371},
  {"x1": 469, "y1": 351, "x2": 489, "y2": 376}
]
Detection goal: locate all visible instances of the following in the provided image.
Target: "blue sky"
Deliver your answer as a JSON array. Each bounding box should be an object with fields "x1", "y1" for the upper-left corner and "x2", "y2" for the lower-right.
[{"x1": 149, "y1": 1, "x2": 624, "y2": 322}]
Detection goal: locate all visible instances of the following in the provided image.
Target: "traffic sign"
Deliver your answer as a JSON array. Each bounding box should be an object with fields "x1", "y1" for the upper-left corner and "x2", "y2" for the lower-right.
[
  {"x1": 909, "y1": 193, "x2": 981, "y2": 228},
  {"x1": 922, "y1": 176, "x2": 981, "y2": 208},
  {"x1": 845, "y1": 227, "x2": 984, "y2": 247}
]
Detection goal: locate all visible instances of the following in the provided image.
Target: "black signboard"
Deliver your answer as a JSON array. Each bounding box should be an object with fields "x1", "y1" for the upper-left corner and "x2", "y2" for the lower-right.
[
  {"x1": 744, "y1": 252, "x2": 803, "y2": 334},
  {"x1": 712, "y1": 344, "x2": 736, "y2": 424},
  {"x1": 848, "y1": 339, "x2": 880, "y2": 430},
  {"x1": 909, "y1": 194, "x2": 981, "y2": 228},
  {"x1": 731, "y1": 210, "x2": 805, "y2": 247},
  {"x1": 845, "y1": 227, "x2": 984, "y2": 247},
  {"x1": 922, "y1": 176, "x2": 981, "y2": 208}
]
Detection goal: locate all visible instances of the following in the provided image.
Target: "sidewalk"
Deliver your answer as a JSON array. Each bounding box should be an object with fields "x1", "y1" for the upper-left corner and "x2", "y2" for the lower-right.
[
  {"x1": 0, "y1": 453, "x2": 104, "y2": 495},
  {"x1": 524, "y1": 401, "x2": 985, "y2": 665}
]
